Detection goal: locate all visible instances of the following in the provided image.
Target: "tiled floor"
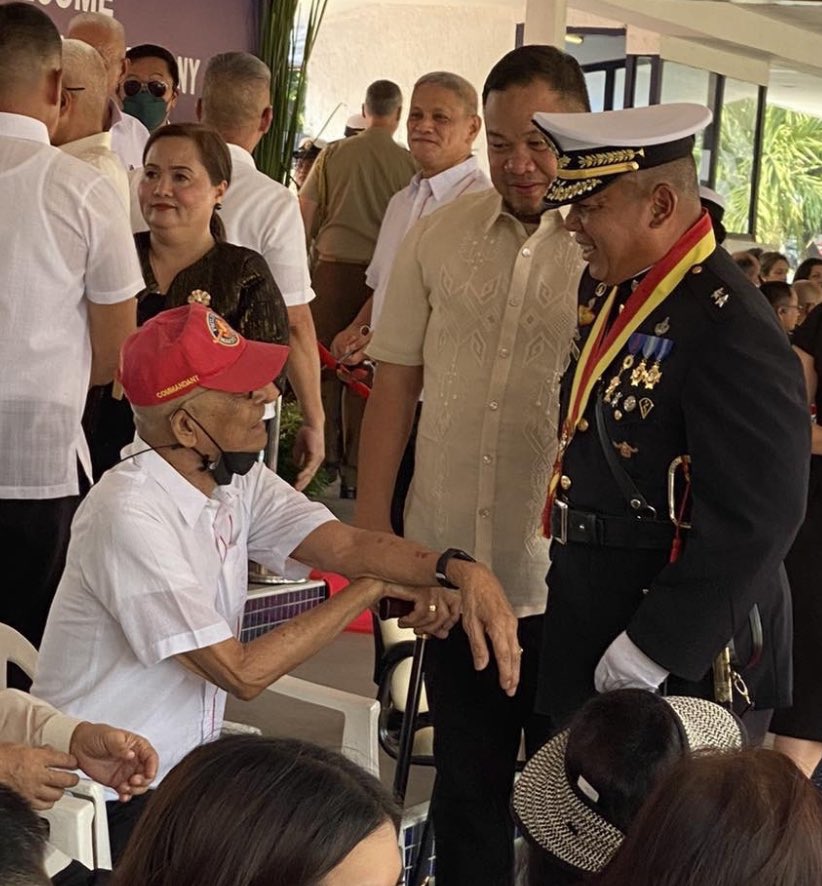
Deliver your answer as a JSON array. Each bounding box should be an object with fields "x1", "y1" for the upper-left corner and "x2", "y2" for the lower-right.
[{"x1": 226, "y1": 481, "x2": 435, "y2": 807}]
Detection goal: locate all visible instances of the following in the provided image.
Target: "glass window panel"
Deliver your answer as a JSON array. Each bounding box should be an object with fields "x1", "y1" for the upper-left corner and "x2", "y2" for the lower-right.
[
  {"x1": 613, "y1": 67, "x2": 625, "y2": 110},
  {"x1": 660, "y1": 61, "x2": 711, "y2": 186},
  {"x1": 716, "y1": 78, "x2": 759, "y2": 236},
  {"x1": 660, "y1": 61, "x2": 710, "y2": 105},
  {"x1": 632, "y1": 58, "x2": 653, "y2": 108},
  {"x1": 754, "y1": 99, "x2": 822, "y2": 255},
  {"x1": 585, "y1": 70, "x2": 607, "y2": 113}
]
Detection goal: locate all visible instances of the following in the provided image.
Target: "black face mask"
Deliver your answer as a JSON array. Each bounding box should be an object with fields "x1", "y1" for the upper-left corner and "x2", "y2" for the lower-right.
[{"x1": 181, "y1": 410, "x2": 260, "y2": 485}]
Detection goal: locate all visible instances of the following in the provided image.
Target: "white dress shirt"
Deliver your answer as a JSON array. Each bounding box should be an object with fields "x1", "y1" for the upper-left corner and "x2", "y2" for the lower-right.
[
  {"x1": 108, "y1": 101, "x2": 149, "y2": 172},
  {"x1": 367, "y1": 156, "x2": 491, "y2": 328},
  {"x1": 59, "y1": 131, "x2": 129, "y2": 213},
  {"x1": 0, "y1": 112, "x2": 142, "y2": 498},
  {"x1": 33, "y1": 442, "x2": 335, "y2": 784},
  {"x1": 219, "y1": 144, "x2": 314, "y2": 307}
]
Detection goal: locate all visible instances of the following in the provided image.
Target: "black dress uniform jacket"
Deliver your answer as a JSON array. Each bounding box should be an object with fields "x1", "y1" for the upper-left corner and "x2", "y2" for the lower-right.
[{"x1": 537, "y1": 247, "x2": 810, "y2": 725}]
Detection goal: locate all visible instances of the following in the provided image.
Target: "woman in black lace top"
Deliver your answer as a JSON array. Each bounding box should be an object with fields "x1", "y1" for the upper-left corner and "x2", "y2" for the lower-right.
[{"x1": 86, "y1": 124, "x2": 289, "y2": 477}]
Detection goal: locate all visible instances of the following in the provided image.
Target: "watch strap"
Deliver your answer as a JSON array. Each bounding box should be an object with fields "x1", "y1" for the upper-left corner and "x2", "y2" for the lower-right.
[{"x1": 435, "y1": 548, "x2": 476, "y2": 589}]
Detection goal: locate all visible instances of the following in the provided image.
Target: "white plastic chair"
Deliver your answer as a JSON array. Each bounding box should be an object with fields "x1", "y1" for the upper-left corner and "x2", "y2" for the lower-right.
[
  {"x1": 265, "y1": 675, "x2": 380, "y2": 776},
  {"x1": 0, "y1": 623, "x2": 113, "y2": 870},
  {"x1": 0, "y1": 623, "x2": 38, "y2": 688}
]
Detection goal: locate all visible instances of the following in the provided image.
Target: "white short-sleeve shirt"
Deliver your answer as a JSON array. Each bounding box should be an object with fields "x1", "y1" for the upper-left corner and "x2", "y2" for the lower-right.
[
  {"x1": 108, "y1": 102, "x2": 149, "y2": 172},
  {"x1": 218, "y1": 144, "x2": 314, "y2": 307},
  {"x1": 32, "y1": 443, "x2": 335, "y2": 783},
  {"x1": 0, "y1": 112, "x2": 143, "y2": 498},
  {"x1": 367, "y1": 156, "x2": 491, "y2": 329}
]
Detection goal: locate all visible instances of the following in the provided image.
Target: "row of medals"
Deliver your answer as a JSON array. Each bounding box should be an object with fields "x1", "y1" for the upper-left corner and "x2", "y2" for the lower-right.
[{"x1": 603, "y1": 347, "x2": 665, "y2": 422}]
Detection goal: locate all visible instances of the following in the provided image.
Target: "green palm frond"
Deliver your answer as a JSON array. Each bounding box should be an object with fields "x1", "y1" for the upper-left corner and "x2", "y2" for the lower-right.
[
  {"x1": 255, "y1": 0, "x2": 328, "y2": 185},
  {"x1": 717, "y1": 99, "x2": 822, "y2": 249}
]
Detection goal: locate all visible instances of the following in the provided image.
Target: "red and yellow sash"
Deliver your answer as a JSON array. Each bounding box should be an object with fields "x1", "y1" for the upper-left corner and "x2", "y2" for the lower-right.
[{"x1": 542, "y1": 210, "x2": 716, "y2": 536}]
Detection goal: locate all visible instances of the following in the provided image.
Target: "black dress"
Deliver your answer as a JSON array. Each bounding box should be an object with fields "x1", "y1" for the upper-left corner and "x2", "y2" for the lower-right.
[
  {"x1": 772, "y1": 304, "x2": 822, "y2": 740},
  {"x1": 84, "y1": 233, "x2": 289, "y2": 478}
]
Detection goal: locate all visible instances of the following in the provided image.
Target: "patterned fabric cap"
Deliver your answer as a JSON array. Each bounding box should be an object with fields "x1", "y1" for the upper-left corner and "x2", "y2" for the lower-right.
[{"x1": 512, "y1": 695, "x2": 744, "y2": 874}]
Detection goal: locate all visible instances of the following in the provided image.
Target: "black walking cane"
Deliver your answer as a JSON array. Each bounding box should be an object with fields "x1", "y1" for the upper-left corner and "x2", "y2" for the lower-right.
[{"x1": 378, "y1": 596, "x2": 435, "y2": 886}]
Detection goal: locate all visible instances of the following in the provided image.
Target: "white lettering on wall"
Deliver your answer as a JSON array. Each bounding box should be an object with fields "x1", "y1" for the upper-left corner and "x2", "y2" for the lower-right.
[
  {"x1": 29, "y1": 0, "x2": 114, "y2": 15},
  {"x1": 177, "y1": 56, "x2": 202, "y2": 96}
]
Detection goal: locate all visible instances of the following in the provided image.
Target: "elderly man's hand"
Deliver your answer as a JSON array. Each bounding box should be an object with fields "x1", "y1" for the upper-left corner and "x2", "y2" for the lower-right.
[
  {"x1": 396, "y1": 586, "x2": 461, "y2": 639},
  {"x1": 69, "y1": 723, "x2": 158, "y2": 802},
  {"x1": 0, "y1": 744, "x2": 79, "y2": 810},
  {"x1": 450, "y1": 562, "x2": 521, "y2": 696}
]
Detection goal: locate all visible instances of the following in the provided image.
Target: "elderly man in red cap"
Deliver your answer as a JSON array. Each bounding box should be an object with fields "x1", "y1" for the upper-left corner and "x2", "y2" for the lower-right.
[{"x1": 33, "y1": 303, "x2": 520, "y2": 859}]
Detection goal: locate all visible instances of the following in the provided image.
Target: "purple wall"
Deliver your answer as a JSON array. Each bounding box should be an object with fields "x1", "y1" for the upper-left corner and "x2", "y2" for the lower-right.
[{"x1": 29, "y1": 0, "x2": 258, "y2": 120}]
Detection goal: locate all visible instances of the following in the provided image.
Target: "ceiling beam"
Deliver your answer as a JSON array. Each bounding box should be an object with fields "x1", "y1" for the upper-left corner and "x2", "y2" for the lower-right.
[
  {"x1": 570, "y1": 0, "x2": 822, "y2": 73},
  {"x1": 660, "y1": 35, "x2": 771, "y2": 84}
]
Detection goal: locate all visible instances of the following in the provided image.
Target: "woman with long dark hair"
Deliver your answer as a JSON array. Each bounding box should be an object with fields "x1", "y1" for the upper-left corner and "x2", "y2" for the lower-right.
[
  {"x1": 593, "y1": 750, "x2": 822, "y2": 885},
  {"x1": 113, "y1": 735, "x2": 403, "y2": 886}
]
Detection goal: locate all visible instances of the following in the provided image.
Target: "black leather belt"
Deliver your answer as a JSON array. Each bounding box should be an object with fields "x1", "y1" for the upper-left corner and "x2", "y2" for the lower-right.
[{"x1": 551, "y1": 500, "x2": 675, "y2": 550}]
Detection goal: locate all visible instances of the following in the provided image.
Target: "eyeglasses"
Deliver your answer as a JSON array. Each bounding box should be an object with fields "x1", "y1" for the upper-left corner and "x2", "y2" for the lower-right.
[{"x1": 122, "y1": 78, "x2": 169, "y2": 99}]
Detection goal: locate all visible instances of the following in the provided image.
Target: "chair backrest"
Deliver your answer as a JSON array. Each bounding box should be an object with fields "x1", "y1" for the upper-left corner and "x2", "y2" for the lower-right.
[
  {"x1": 0, "y1": 623, "x2": 38, "y2": 688},
  {"x1": 0, "y1": 623, "x2": 113, "y2": 870}
]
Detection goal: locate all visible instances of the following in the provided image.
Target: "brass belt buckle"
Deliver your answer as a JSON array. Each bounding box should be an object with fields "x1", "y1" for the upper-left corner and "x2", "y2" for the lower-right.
[{"x1": 554, "y1": 500, "x2": 569, "y2": 545}]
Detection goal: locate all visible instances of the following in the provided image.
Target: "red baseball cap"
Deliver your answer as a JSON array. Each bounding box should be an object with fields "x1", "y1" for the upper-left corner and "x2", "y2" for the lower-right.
[{"x1": 118, "y1": 304, "x2": 290, "y2": 407}]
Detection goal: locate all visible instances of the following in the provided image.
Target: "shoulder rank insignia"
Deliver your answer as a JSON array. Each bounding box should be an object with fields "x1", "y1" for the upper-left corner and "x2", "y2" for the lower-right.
[{"x1": 710, "y1": 287, "x2": 729, "y2": 308}]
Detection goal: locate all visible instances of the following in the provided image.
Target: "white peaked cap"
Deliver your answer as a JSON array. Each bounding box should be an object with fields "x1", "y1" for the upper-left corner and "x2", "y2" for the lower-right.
[{"x1": 532, "y1": 103, "x2": 713, "y2": 206}]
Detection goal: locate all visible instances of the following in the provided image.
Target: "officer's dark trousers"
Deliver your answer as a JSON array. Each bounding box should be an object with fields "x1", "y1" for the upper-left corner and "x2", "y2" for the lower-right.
[
  {"x1": 0, "y1": 492, "x2": 83, "y2": 688},
  {"x1": 424, "y1": 615, "x2": 553, "y2": 886}
]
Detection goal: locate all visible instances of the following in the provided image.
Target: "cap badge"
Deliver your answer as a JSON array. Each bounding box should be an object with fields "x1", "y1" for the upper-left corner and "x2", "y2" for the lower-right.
[{"x1": 206, "y1": 311, "x2": 240, "y2": 347}]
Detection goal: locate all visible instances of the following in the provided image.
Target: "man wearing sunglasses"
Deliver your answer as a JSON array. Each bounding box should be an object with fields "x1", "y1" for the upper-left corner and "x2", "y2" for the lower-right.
[
  {"x1": 120, "y1": 43, "x2": 179, "y2": 133},
  {"x1": 67, "y1": 12, "x2": 149, "y2": 172}
]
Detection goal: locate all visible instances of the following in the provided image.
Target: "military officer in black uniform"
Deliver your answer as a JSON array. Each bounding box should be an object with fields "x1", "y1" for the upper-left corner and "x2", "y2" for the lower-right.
[{"x1": 530, "y1": 104, "x2": 810, "y2": 734}]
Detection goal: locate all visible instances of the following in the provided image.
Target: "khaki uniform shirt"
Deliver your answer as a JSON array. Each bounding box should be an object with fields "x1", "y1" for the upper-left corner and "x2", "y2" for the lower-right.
[
  {"x1": 301, "y1": 127, "x2": 417, "y2": 264},
  {"x1": 368, "y1": 188, "x2": 582, "y2": 616}
]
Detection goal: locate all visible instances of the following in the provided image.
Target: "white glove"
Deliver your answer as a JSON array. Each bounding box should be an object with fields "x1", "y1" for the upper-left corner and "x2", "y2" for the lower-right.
[{"x1": 594, "y1": 630, "x2": 669, "y2": 693}]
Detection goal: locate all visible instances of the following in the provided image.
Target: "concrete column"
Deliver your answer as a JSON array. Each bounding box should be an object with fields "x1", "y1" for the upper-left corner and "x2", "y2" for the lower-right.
[{"x1": 524, "y1": 0, "x2": 567, "y2": 48}]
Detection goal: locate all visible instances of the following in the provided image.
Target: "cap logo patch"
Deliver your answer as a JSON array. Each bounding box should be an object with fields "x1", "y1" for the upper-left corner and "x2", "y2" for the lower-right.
[{"x1": 206, "y1": 312, "x2": 240, "y2": 347}]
